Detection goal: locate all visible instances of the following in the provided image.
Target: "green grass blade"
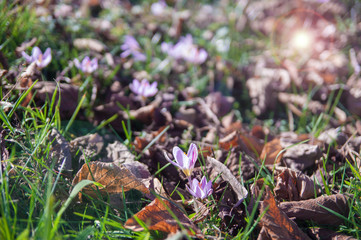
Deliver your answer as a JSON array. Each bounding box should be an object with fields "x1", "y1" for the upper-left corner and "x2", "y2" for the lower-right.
[
  {"x1": 50, "y1": 180, "x2": 100, "y2": 238},
  {"x1": 7, "y1": 80, "x2": 38, "y2": 119},
  {"x1": 63, "y1": 93, "x2": 86, "y2": 135}
]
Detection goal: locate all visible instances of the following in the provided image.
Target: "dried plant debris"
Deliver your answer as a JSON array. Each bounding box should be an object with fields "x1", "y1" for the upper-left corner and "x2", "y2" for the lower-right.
[
  {"x1": 273, "y1": 167, "x2": 320, "y2": 201},
  {"x1": 259, "y1": 186, "x2": 311, "y2": 240},
  {"x1": 124, "y1": 198, "x2": 202, "y2": 237},
  {"x1": 2, "y1": 0, "x2": 361, "y2": 239},
  {"x1": 72, "y1": 161, "x2": 150, "y2": 200},
  {"x1": 207, "y1": 156, "x2": 248, "y2": 204},
  {"x1": 48, "y1": 128, "x2": 72, "y2": 173},
  {"x1": 279, "y1": 194, "x2": 350, "y2": 226}
]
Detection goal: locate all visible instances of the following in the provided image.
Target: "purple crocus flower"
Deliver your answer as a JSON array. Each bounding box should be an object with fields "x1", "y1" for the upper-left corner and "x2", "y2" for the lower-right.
[
  {"x1": 121, "y1": 35, "x2": 146, "y2": 62},
  {"x1": 161, "y1": 34, "x2": 207, "y2": 64},
  {"x1": 165, "y1": 143, "x2": 198, "y2": 177},
  {"x1": 129, "y1": 79, "x2": 158, "y2": 98},
  {"x1": 186, "y1": 176, "x2": 213, "y2": 199},
  {"x1": 74, "y1": 56, "x2": 98, "y2": 74},
  {"x1": 151, "y1": 0, "x2": 167, "y2": 16},
  {"x1": 21, "y1": 46, "x2": 52, "y2": 69}
]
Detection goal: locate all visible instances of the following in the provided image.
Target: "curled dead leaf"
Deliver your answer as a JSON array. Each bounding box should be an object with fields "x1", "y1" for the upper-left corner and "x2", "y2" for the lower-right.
[
  {"x1": 260, "y1": 186, "x2": 311, "y2": 240},
  {"x1": 273, "y1": 167, "x2": 319, "y2": 201}
]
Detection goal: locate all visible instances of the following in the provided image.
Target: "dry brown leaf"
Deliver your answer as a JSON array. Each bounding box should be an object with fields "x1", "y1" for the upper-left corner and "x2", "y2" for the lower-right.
[
  {"x1": 205, "y1": 92, "x2": 234, "y2": 118},
  {"x1": 33, "y1": 81, "x2": 79, "y2": 119},
  {"x1": 260, "y1": 138, "x2": 284, "y2": 165},
  {"x1": 282, "y1": 143, "x2": 321, "y2": 171},
  {"x1": 124, "y1": 198, "x2": 201, "y2": 236},
  {"x1": 273, "y1": 168, "x2": 319, "y2": 201},
  {"x1": 219, "y1": 130, "x2": 263, "y2": 156},
  {"x1": 239, "y1": 132, "x2": 264, "y2": 156},
  {"x1": 260, "y1": 186, "x2": 311, "y2": 240},
  {"x1": 126, "y1": 104, "x2": 155, "y2": 123},
  {"x1": 279, "y1": 194, "x2": 350, "y2": 226},
  {"x1": 251, "y1": 125, "x2": 267, "y2": 140},
  {"x1": 219, "y1": 131, "x2": 239, "y2": 150},
  {"x1": 222, "y1": 120, "x2": 242, "y2": 135},
  {"x1": 133, "y1": 136, "x2": 149, "y2": 152},
  {"x1": 72, "y1": 161, "x2": 150, "y2": 199},
  {"x1": 48, "y1": 129, "x2": 72, "y2": 173}
]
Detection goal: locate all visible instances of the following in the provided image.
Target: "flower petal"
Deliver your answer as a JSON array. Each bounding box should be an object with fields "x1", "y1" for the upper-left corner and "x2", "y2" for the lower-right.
[
  {"x1": 82, "y1": 56, "x2": 90, "y2": 66},
  {"x1": 31, "y1": 47, "x2": 41, "y2": 59},
  {"x1": 74, "y1": 58, "x2": 81, "y2": 69},
  {"x1": 194, "y1": 184, "x2": 203, "y2": 199},
  {"x1": 21, "y1": 51, "x2": 32, "y2": 63},
  {"x1": 129, "y1": 79, "x2": 140, "y2": 94},
  {"x1": 187, "y1": 143, "x2": 198, "y2": 168},
  {"x1": 120, "y1": 49, "x2": 131, "y2": 58},
  {"x1": 90, "y1": 58, "x2": 98, "y2": 72},
  {"x1": 40, "y1": 48, "x2": 52, "y2": 68},
  {"x1": 132, "y1": 52, "x2": 146, "y2": 62},
  {"x1": 186, "y1": 184, "x2": 197, "y2": 198},
  {"x1": 205, "y1": 179, "x2": 212, "y2": 192},
  {"x1": 43, "y1": 48, "x2": 51, "y2": 59},
  {"x1": 200, "y1": 176, "x2": 207, "y2": 189},
  {"x1": 173, "y1": 146, "x2": 186, "y2": 168}
]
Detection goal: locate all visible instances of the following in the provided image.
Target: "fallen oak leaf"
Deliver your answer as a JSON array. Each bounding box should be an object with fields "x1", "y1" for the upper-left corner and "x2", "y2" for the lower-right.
[
  {"x1": 279, "y1": 194, "x2": 350, "y2": 226},
  {"x1": 259, "y1": 186, "x2": 311, "y2": 240},
  {"x1": 72, "y1": 161, "x2": 150, "y2": 200},
  {"x1": 124, "y1": 198, "x2": 202, "y2": 237}
]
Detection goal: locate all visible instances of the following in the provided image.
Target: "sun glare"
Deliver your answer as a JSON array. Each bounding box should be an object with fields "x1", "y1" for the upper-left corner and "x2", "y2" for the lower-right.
[{"x1": 290, "y1": 29, "x2": 313, "y2": 50}]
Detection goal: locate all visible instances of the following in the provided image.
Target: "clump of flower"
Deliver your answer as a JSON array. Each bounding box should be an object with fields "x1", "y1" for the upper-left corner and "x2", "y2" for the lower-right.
[
  {"x1": 74, "y1": 56, "x2": 98, "y2": 74},
  {"x1": 164, "y1": 143, "x2": 213, "y2": 200},
  {"x1": 150, "y1": 0, "x2": 167, "y2": 16},
  {"x1": 121, "y1": 35, "x2": 146, "y2": 62},
  {"x1": 187, "y1": 176, "x2": 213, "y2": 199},
  {"x1": 21, "y1": 46, "x2": 52, "y2": 69},
  {"x1": 129, "y1": 79, "x2": 158, "y2": 98},
  {"x1": 161, "y1": 34, "x2": 207, "y2": 64}
]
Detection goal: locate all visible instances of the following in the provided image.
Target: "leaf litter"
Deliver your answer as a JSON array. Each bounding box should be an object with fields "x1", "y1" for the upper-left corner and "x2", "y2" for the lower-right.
[{"x1": 2, "y1": 0, "x2": 361, "y2": 239}]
